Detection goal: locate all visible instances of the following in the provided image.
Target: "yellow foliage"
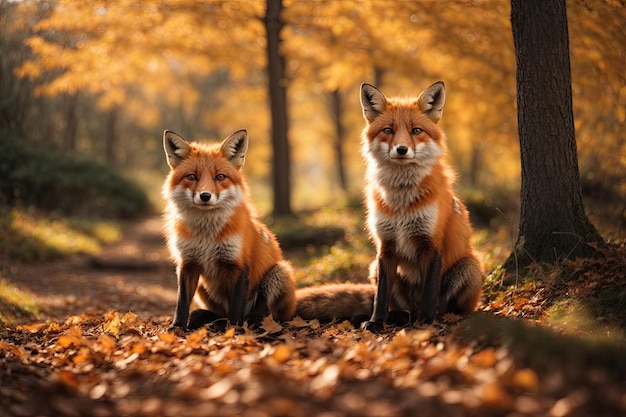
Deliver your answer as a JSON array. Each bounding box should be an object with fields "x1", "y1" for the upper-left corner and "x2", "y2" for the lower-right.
[{"x1": 3, "y1": 0, "x2": 624, "y2": 210}]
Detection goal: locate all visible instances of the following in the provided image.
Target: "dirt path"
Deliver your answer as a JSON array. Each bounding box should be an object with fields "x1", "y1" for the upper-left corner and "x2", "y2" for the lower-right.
[{"x1": 5, "y1": 216, "x2": 177, "y2": 323}]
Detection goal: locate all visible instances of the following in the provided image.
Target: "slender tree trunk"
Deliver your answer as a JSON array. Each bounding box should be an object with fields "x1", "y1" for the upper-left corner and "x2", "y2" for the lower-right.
[
  {"x1": 330, "y1": 89, "x2": 348, "y2": 192},
  {"x1": 505, "y1": 0, "x2": 602, "y2": 271},
  {"x1": 374, "y1": 67, "x2": 384, "y2": 88},
  {"x1": 264, "y1": 0, "x2": 291, "y2": 216},
  {"x1": 468, "y1": 143, "x2": 481, "y2": 188},
  {"x1": 64, "y1": 93, "x2": 79, "y2": 152},
  {"x1": 105, "y1": 108, "x2": 118, "y2": 165}
]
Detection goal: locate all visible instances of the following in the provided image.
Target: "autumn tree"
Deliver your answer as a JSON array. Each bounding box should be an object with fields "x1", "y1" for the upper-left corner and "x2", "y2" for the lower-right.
[
  {"x1": 264, "y1": 0, "x2": 291, "y2": 215},
  {"x1": 505, "y1": 0, "x2": 603, "y2": 271}
]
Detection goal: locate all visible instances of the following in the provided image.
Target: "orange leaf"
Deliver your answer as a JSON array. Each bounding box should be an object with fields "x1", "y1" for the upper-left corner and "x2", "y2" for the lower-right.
[
  {"x1": 56, "y1": 370, "x2": 81, "y2": 389},
  {"x1": 272, "y1": 345, "x2": 292, "y2": 364},
  {"x1": 57, "y1": 326, "x2": 83, "y2": 348},
  {"x1": 97, "y1": 334, "x2": 117, "y2": 354},
  {"x1": 472, "y1": 348, "x2": 497, "y2": 368},
  {"x1": 512, "y1": 368, "x2": 540, "y2": 393}
]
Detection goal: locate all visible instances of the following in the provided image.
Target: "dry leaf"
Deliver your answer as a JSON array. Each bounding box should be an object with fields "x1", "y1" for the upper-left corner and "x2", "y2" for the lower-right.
[
  {"x1": 261, "y1": 316, "x2": 283, "y2": 334},
  {"x1": 287, "y1": 316, "x2": 309, "y2": 328}
]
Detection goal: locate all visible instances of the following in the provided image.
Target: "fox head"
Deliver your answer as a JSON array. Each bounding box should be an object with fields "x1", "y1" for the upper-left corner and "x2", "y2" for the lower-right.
[
  {"x1": 163, "y1": 130, "x2": 248, "y2": 211},
  {"x1": 360, "y1": 82, "x2": 447, "y2": 169}
]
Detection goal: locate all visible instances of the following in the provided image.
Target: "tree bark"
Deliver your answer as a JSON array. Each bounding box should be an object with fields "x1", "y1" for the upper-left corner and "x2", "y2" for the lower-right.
[
  {"x1": 64, "y1": 93, "x2": 79, "y2": 152},
  {"x1": 330, "y1": 89, "x2": 348, "y2": 192},
  {"x1": 105, "y1": 107, "x2": 119, "y2": 165},
  {"x1": 264, "y1": 0, "x2": 292, "y2": 216},
  {"x1": 505, "y1": 0, "x2": 603, "y2": 271}
]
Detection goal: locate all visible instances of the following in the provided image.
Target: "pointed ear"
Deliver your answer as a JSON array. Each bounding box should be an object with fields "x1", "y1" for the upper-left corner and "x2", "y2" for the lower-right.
[
  {"x1": 220, "y1": 129, "x2": 248, "y2": 169},
  {"x1": 417, "y1": 81, "x2": 445, "y2": 123},
  {"x1": 360, "y1": 83, "x2": 387, "y2": 123},
  {"x1": 163, "y1": 130, "x2": 191, "y2": 169}
]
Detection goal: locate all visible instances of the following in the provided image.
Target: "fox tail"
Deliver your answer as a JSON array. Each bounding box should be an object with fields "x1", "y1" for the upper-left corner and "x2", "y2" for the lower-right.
[{"x1": 295, "y1": 283, "x2": 375, "y2": 325}]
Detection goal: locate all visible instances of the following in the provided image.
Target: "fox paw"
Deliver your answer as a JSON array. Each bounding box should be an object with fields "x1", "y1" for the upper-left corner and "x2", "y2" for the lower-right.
[
  {"x1": 362, "y1": 320, "x2": 385, "y2": 334},
  {"x1": 168, "y1": 323, "x2": 187, "y2": 335},
  {"x1": 386, "y1": 310, "x2": 412, "y2": 327},
  {"x1": 188, "y1": 309, "x2": 222, "y2": 331},
  {"x1": 245, "y1": 312, "x2": 265, "y2": 329}
]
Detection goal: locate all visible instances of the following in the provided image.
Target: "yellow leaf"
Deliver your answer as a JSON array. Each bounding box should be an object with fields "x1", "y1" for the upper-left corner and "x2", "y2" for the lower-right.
[{"x1": 103, "y1": 312, "x2": 121, "y2": 336}]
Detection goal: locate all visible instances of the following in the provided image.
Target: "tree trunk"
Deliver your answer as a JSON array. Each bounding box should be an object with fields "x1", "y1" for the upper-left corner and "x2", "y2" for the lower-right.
[
  {"x1": 505, "y1": 0, "x2": 603, "y2": 271},
  {"x1": 64, "y1": 93, "x2": 79, "y2": 152},
  {"x1": 105, "y1": 108, "x2": 119, "y2": 165},
  {"x1": 330, "y1": 89, "x2": 348, "y2": 192},
  {"x1": 264, "y1": 0, "x2": 292, "y2": 216}
]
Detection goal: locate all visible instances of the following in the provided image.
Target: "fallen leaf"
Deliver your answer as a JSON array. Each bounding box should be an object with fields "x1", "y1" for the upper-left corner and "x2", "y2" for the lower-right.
[
  {"x1": 261, "y1": 316, "x2": 283, "y2": 334},
  {"x1": 272, "y1": 344, "x2": 292, "y2": 364}
]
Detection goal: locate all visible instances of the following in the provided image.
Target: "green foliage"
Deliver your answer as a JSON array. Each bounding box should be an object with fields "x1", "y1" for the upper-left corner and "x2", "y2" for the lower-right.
[{"x1": 0, "y1": 129, "x2": 150, "y2": 219}]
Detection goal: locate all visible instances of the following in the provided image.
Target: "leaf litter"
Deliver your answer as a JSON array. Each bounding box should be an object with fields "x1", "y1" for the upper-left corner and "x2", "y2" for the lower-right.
[{"x1": 2, "y1": 231, "x2": 626, "y2": 416}]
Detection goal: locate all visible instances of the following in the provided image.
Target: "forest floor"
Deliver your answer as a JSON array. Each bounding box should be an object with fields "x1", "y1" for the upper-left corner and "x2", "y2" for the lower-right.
[{"x1": 1, "y1": 215, "x2": 626, "y2": 417}]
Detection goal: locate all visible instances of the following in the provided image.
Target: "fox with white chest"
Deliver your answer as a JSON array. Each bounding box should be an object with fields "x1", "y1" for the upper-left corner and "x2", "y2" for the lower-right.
[
  {"x1": 360, "y1": 81, "x2": 484, "y2": 332},
  {"x1": 162, "y1": 129, "x2": 296, "y2": 332}
]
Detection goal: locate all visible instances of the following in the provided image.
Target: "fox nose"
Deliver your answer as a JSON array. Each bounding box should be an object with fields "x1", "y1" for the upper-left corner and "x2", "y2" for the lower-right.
[
  {"x1": 396, "y1": 146, "x2": 409, "y2": 155},
  {"x1": 199, "y1": 192, "x2": 212, "y2": 202}
]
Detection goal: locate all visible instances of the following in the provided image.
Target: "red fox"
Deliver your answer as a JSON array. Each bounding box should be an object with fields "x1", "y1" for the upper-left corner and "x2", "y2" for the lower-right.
[
  {"x1": 359, "y1": 81, "x2": 484, "y2": 332},
  {"x1": 162, "y1": 129, "x2": 296, "y2": 332}
]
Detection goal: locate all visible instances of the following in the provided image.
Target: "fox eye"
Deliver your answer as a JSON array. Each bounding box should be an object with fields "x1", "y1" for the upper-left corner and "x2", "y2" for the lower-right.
[
  {"x1": 411, "y1": 127, "x2": 423, "y2": 135},
  {"x1": 382, "y1": 127, "x2": 394, "y2": 135},
  {"x1": 215, "y1": 174, "x2": 226, "y2": 181},
  {"x1": 186, "y1": 174, "x2": 197, "y2": 181}
]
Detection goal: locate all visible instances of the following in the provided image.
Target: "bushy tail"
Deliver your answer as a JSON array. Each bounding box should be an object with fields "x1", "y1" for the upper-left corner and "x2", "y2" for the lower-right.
[{"x1": 295, "y1": 283, "x2": 375, "y2": 324}]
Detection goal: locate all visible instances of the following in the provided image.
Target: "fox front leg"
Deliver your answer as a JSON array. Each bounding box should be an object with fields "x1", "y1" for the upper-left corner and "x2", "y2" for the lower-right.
[
  {"x1": 419, "y1": 252, "x2": 442, "y2": 323},
  {"x1": 364, "y1": 252, "x2": 398, "y2": 333},
  {"x1": 169, "y1": 262, "x2": 202, "y2": 332},
  {"x1": 227, "y1": 265, "x2": 250, "y2": 326}
]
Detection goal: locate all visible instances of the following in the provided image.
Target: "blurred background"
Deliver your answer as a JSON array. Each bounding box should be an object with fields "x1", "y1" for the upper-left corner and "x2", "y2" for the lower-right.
[{"x1": 0, "y1": 0, "x2": 624, "y2": 268}]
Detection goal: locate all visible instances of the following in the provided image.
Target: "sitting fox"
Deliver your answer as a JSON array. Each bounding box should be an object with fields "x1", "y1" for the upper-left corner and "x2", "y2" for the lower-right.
[
  {"x1": 162, "y1": 129, "x2": 296, "y2": 331},
  {"x1": 359, "y1": 81, "x2": 484, "y2": 332}
]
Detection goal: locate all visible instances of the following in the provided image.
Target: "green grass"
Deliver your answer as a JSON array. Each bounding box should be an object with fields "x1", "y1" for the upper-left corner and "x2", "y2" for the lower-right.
[
  {"x1": 0, "y1": 207, "x2": 123, "y2": 262},
  {"x1": 0, "y1": 277, "x2": 39, "y2": 326}
]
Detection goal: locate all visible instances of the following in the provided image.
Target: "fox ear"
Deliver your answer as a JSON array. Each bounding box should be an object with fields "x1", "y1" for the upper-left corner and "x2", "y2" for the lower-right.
[
  {"x1": 163, "y1": 130, "x2": 191, "y2": 169},
  {"x1": 360, "y1": 83, "x2": 387, "y2": 123},
  {"x1": 221, "y1": 129, "x2": 248, "y2": 169},
  {"x1": 418, "y1": 81, "x2": 445, "y2": 123}
]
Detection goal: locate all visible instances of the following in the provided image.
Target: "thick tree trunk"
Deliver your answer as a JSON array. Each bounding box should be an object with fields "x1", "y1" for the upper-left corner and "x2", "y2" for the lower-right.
[
  {"x1": 264, "y1": 0, "x2": 292, "y2": 216},
  {"x1": 505, "y1": 0, "x2": 603, "y2": 271},
  {"x1": 330, "y1": 89, "x2": 347, "y2": 192}
]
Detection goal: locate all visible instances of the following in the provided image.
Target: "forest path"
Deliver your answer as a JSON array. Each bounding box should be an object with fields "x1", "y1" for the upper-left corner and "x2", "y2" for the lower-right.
[{"x1": 6, "y1": 216, "x2": 177, "y2": 324}]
